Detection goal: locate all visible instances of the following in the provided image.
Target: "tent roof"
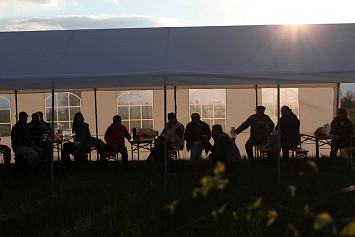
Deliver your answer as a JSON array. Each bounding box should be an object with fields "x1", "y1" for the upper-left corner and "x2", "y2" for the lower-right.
[{"x1": 1, "y1": 24, "x2": 355, "y2": 90}]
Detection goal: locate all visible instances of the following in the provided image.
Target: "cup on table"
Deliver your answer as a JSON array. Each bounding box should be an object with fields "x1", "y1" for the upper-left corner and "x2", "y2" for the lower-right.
[
  {"x1": 231, "y1": 127, "x2": 236, "y2": 135},
  {"x1": 43, "y1": 134, "x2": 49, "y2": 141}
]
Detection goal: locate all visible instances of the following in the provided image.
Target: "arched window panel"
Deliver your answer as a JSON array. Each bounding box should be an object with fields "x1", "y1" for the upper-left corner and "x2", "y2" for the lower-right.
[
  {"x1": 116, "y1": 90, "x2": 153, "y2": 133},
  {"x1": 189, "y1": 89, "x2": 226, "y2": 131},
  {"x1": 262, "y1": 88, "x2": 299, "y2": 124},
  {"x1": 44, "y1": 92, "x2": 81, "y2": 130},
  {"x1": 0, "y1": 94, "x2": 11, "y2": 137}
]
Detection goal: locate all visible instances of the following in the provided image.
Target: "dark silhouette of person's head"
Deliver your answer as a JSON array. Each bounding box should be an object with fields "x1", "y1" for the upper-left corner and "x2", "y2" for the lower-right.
[
  {"x1": 191, "y1": 113, "x2": 200, "y2": 125},
  {"x1": 281, "y1": 106, "x2": 291, "y2": 116},
  {"x1": 113, "y1": 115, "x2": 122, "y2": 126},
  {"x1": 212, "y1": 124, "x2": 223, "y2": 138},
  {"x1": 31, "y1": 113, "x2": 40, "y2": 124},
  {"x1": 72, "y1": 112, "x2": 84, "y2": 133},
  {"x1": 255, "y1": 106, "x2": 266, "y2": 116},
  {"x1": 337, "y1": 108, "x2": 348, "y2": 120},
  {"x1": 168, "y1": 113, "x2": 177, "y2": 124},
  {"x1": 19, "y1": 112, "x2": 29, "y2": 124},
  {"x1": 37, "y1": 111, "x2": 44, "y2": 121}
]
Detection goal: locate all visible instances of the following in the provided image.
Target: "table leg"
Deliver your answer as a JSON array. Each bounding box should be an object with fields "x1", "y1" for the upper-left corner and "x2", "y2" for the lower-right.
[
  {"x1": 57, "y1": 143, "x2": 60, "y2": 162},
  {"x1": 131, "y1": 144, "x2": 134, "y2": 162},
  {"x1": 137, "y1": 146, "x2": 140, "y2": 162},
  {"x1": 316, "y1": 139, "x2": 319, "y2": 163}
]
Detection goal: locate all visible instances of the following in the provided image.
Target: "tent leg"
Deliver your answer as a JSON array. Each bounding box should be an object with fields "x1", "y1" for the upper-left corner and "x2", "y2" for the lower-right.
[
  {"x1": 15, "y1": 90, "x2": 18, "y2": 122},
  {"x1": 174, "y1": 86, "x2": 177, "y2": 115},
  {"x1": 255, "y1": 85, "x2": 258, "y2": 107},
  {"x1": 164, "y1": 85, "x2": 168, "y2": 189},
  {"x1": 94, "y1": 88, "x2": 99, "y2": 161},
  {"x1": 277, "y1": 85, "x2": 281, "y2": 185},
  {"x1": 51, "y1": 89, "x2": 55, "y2": 188}
]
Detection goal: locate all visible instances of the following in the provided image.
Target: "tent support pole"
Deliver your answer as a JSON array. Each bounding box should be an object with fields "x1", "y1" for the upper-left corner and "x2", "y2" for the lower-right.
[
  {"x1": 277, "y1": 85, "x2": 281, "y2": 185},
  {"x1": 94, "y1": 88, "x2": 99, "y2": 161},
  {"x1": 174, "y1": 86, "x2": 177, "y2": 115},
  {"x1": 336, "y1": 83, "x2": 340, "y2": 109},
  {"x1": 255, "y1": 85, "x2": 258, "y2": 106},
  {"x1": 94, "y1": 89, "x2": 99, "y2": 138},
  {"x1": 15, "y1": 90, "x2": 18, "y2": 122},
  {"x1": 51, "y1": 89, "x2": 55, "y2": 187},
  {"x1": 164, "y1": 84, "x2": 168, "y2": 189}
]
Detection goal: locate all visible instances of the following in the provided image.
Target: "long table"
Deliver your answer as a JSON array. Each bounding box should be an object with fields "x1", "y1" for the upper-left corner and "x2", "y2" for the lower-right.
[
  {"x1": 300, "y1": 132, "x2": 341, "y2": 163},
  {"x1": 129, "y1": 137, "x2": 154, "y2": 162}
]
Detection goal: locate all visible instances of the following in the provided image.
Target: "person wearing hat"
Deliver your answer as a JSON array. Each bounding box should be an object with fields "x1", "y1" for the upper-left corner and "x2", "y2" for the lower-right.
[
  {"x1": 11, "y1": 112, "x2": 43, "y2": 169},
  {"x1": 235, "y1": 106, "x2": 274, "y2": 160}
]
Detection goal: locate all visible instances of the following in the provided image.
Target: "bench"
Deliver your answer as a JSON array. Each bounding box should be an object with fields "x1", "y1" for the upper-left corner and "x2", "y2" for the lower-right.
[
  {"x1": 168, "y1": 148, "x2": 179, "y2": 161},
  {"x1": 101, "y1": 150, "x2": 121, "y2": 170},
  {"x1": 73, "y1": 145, "x2": 98, "y2": 162},
  {"x1": 254, "y1": 144, "x2": 272, "y2": 159},
  {"x1": 290, "y1": 147, "x2": 309, "y2": 160},
  {"x1": 340, "y1": 146, "x2": 355, "y2": 167}
]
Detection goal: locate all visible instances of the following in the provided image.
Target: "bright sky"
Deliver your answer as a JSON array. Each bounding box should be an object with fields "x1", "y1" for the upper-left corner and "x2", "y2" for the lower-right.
[{"x1": 1, "y1": 0, "x2": 355, "y2": 91}]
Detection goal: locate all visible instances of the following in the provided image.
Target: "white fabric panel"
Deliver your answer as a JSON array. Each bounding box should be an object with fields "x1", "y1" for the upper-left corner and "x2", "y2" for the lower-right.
[{"x1": 1, "y1": 24, "x2": 355, "y2": 90}]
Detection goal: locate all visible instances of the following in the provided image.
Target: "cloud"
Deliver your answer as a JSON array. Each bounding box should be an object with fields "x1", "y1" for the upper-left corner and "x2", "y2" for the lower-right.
[
  {"x1": 5, "y1": 15, "x2": 182, "y2": 31},
  {"x1": 0, "y1": 0, "x2": 57, "y2": 5}
]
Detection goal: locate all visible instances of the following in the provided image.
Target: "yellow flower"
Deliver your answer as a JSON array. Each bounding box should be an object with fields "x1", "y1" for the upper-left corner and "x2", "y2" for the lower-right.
[
  {"x1": 213, "y1": 161, "x2": 225, "y2": 175},
  {"x1": 192, "y1": 187, "x2": 200, "y2": 198},
  {"x1": 250, "y1": 196, "x2": 262, "y2": 209},
  {"x1": 304, "y1": 204, "x2": 309, "y2": 213},
  {"x1": 200, "y1": 176, "x2": 212, "y2": 186},
  {"x1": 266, "y1": 210, "x2": 278, "y2": 228},
  {"x1": 288, "y1": 223, "x2": 300, "y2": 236},
  {"x1": 200, "y1": 185, "x2": 210, "y2": 196},
  {"x1": 166, "y1": 200, "x2": 178, "y2": 214},
  {"x1": 340, "y1": 220, "x2": 355, "y2": 236},
  {"x1": 314, "y1": 212, "x2": 333, "y2": 230},
  {"x1": 307, "y1": 161, "x2": 319, "y2": 172},
  {"x1": 232, "y1": 211, "x2": 238, "y2": 221},
  {"x1": 289, "y1": 185, "x2": 296, "y2": 198},
  {"x1": 216, "y1": 179, "x2": 229, "y2": 189}
]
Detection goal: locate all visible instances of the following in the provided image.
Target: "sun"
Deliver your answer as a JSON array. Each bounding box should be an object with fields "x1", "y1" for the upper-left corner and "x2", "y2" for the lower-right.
[{"x1": 251, "y1": 0, "x2": 355, "y2": 25}]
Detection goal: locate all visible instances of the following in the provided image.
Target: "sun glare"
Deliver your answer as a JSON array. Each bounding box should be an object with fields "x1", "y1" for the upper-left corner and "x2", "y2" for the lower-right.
[{"x1": 251, "y1": 0, "x2": 355, "y2": 25}]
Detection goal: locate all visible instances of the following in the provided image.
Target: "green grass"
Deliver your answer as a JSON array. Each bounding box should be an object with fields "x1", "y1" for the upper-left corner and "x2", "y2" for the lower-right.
[{"x1": 0, "y1": 159, "x2": 354, "y2": 237}]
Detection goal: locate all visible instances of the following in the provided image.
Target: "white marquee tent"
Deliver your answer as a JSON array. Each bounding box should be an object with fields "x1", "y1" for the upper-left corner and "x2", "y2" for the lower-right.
[
  {"x1": 1, "y1": 23, "x2": 355, "y2": 186},
  {"x1": 1, "y1": 23, "x2": 355, "y2": 90}
]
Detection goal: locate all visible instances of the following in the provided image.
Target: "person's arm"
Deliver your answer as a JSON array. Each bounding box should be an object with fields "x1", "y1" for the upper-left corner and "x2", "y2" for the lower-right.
[
  {"x1": 176, "y1": 125, "x2": 184, "y2": 138},
  {"x1": 206, "y1": 124, "x2": 211, "y2": 140},
  {"x1": 236, "y1": 117, "x2": 251, "y2": 135},
  {"x1": 76, "y1": 124, "x2": 91, "y2": 152},
  {"x1": 13, "y1": 125, "x2": 33, "y2": 147},
  {"x1": 344, "y1": 120, "x2": 355, "y2": 137},
  {"x1": 330, "y1": 119, "x2": 341, "y2": 135},
  {"x1": 184, "y1": 124, "x2": 191, "y2": 142},
  {"x1": 124, "y1": 126, "x2": 132, "y2": 141},
  {"x1": 104, "y1": 126, "x2": 115, "y2": 147},
  {"x1": 205, "y1": 140, "x2": 213, "y2": 153}
]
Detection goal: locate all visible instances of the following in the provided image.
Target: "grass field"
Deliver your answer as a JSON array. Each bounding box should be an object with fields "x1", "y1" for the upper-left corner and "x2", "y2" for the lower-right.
[{"x1": 0, "y1": 158, "x2": 354, "y2": 237}]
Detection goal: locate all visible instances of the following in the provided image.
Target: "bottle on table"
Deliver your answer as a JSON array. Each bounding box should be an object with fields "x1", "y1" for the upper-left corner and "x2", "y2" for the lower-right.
[
  {"x1": 136, "y1": 128, "x2": 140, "y2": 141},
  {"x1": 133, "y1": 127, "x2": 137, "y2": 140}
]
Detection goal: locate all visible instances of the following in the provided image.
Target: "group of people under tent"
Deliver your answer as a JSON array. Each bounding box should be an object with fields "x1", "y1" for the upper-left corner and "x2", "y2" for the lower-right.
[{"x1": 1, "y1": 105, "x2": 354, "y2": 172}]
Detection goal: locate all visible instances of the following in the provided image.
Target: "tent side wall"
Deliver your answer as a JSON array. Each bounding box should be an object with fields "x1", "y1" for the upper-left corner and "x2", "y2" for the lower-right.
[{"x1": 0, "y1": 86, "x2": 338, "y2": 163}]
